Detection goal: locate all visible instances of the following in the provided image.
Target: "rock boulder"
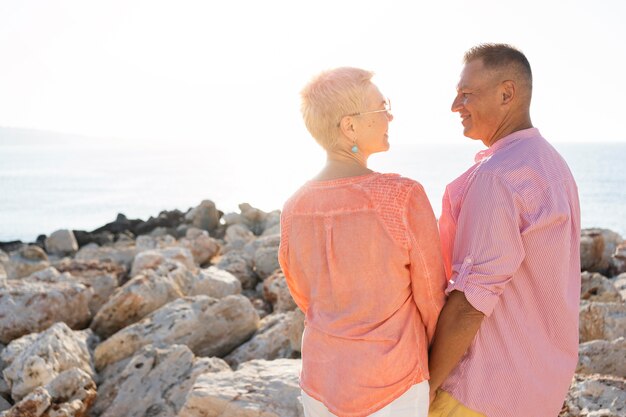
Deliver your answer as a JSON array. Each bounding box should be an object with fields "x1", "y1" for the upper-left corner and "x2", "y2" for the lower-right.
[
  {"x1": 178, "y1": 359, "x2": 303, "y2": 417},
  {"x1": 560, "y1": 374, "x2": 626, "y2": 417},
  {"x1": 579, "y1": 302, "x2": 626, "y2": 343},
  {"x1": 4, "y1": 245, "x2": 49, "y2": 279},
  {"x1": 93, "y1": 344, "x2": 230, "y2": 417},
  {"x1": 581, "y1": 229, "x2": 624, "y2": 275},
  {"x1": 581, "y1": 272, "x2": 622, "y2": 302},
  {"x1": 44, "y1": 229, "x2": 79, "y2": 256},
  {"x1": 225, "y1": 312, "x2": 297, "y2": 368},
  {"x1": 94, "y1": 295, "x2": 259, "y2": 370},
  {"x1": 1, "y1": 323, "x2": 94, "y2": 401},
  {"x1": 577, "y1": 337, "x2": 626, "y2": 377},
  {"x1": 1, "y1": 368, "x2": 96, "y2": 417},
  {"x1": 0, "y1": 273, "x2": 91, "y2": 344}
]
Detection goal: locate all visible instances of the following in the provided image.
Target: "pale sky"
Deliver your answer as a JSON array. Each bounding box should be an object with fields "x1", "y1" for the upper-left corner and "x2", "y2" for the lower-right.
[{"x1": 1, "y1": 0, "x2": 625, "y2": 149}]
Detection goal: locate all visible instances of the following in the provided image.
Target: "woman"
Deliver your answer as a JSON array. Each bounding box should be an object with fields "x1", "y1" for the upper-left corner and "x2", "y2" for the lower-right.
[{"x1": 278, "y1": 67, "x2": 446, "y2": 417}]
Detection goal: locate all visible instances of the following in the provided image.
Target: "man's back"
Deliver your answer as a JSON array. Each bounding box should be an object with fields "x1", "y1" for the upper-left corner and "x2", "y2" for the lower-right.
[{"x1": 438, "y1": 128, "x2": 581, "y2": 417}]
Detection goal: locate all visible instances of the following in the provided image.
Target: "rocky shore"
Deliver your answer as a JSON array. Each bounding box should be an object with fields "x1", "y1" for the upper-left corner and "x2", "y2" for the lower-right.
[{"x1": 0, "y1": 201, "x2": 625, "y2": 417}]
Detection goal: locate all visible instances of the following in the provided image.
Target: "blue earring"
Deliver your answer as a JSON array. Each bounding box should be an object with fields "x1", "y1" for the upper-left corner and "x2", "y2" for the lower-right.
[{"x1": 351, "y1": 139, "x2": 358, "y2": 153}]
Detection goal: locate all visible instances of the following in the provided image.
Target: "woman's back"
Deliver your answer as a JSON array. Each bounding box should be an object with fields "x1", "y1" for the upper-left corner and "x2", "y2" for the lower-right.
[{"x1": 279, "y1": 172, "x2": 446, "y2": 417}]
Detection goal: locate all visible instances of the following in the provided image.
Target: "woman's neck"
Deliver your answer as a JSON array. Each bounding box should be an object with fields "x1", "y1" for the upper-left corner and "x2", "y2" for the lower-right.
[{"x1": 312, "y1": 151, "x2": 372, "y2": 181}]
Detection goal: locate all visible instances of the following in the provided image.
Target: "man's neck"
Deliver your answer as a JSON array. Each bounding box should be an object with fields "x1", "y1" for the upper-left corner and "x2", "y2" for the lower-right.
[{"x1": 484, "y1": 117, "x2": 533, "y2": 147}]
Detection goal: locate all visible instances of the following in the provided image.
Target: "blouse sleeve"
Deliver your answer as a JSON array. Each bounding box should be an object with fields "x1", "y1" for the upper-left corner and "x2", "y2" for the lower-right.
[
  {"x1": 405, "y1": 183, "x2": 447, "y2": 344},
  {"x1": 278, "y1": 207, "x2": 310, "y2": 313}
]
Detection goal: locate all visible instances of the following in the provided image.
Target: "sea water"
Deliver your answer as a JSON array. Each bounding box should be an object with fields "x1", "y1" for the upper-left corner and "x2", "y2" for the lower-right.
[{"x1": 1, "y1": 138, "x2": 624, "y2": 242}]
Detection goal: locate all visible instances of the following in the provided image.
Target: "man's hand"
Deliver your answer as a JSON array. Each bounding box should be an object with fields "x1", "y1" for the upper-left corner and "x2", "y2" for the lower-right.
[
  {"x1": 428, "y1": 290, "x2": 485, "y2": 393},
  {"x1": 429, "y1": 388, "x2": 437, "y2": 405}
]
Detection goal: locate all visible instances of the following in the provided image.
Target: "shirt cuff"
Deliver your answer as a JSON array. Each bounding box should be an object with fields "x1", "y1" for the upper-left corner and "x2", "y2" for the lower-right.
[{"x1": 445, "y1": 256, "x2": 500, "y2": 317}]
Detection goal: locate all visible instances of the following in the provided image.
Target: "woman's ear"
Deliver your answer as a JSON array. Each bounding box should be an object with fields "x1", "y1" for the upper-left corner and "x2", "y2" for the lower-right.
[{"x1": 339, "y1": 116, "x2": 356, "y2": 136}]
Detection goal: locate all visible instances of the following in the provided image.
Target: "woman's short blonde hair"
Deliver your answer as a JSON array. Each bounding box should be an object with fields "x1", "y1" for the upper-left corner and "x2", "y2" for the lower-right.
[{"x1": 300, "y1": 67, "x2": 374, "y2": 151}]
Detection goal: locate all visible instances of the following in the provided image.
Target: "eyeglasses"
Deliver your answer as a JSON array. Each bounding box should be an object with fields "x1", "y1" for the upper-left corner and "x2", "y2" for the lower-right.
[
  {"x1": 337, "y1": 98, "x2": 391, "y2": 127},
  {"x1": 347, "y1": 98, "x2": 392, "y2": 117}
]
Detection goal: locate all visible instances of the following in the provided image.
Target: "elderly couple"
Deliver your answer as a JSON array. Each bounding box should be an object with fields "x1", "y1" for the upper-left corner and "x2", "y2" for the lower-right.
[{"x1": 278, "y1": 43, "x2": 581, "y2": 417}]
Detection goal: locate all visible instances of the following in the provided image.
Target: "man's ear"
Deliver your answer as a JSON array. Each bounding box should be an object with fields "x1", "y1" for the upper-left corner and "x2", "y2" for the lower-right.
[{"x1": 501, "y1": 80, "x2": 515, "y2": 105}]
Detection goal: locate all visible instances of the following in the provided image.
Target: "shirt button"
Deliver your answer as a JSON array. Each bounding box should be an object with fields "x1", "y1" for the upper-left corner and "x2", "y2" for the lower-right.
[{"x1": 465, "y1": 256, "x2": 473, "y2": 263}]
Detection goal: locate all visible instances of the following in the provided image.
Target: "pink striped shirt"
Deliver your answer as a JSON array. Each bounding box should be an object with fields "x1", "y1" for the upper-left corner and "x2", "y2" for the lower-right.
[{"x1": 438, "y1": 128, "x2": 581, "y2": 417}]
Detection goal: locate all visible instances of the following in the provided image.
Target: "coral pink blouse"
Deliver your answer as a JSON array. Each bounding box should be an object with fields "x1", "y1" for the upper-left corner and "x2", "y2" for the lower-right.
[{"x1": 279, "y1": 172, "x2": 446, "y2": 417}]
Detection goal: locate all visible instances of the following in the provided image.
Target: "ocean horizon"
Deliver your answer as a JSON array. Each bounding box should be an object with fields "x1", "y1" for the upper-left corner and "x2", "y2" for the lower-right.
[{"x1": 1, "y1": 129, "x2": 625, "y2": 242}]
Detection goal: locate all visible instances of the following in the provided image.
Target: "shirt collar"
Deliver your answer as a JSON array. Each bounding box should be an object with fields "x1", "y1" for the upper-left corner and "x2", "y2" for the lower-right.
[{"x1": 474, "y1": 127, "x2": 540, "y2": 163}]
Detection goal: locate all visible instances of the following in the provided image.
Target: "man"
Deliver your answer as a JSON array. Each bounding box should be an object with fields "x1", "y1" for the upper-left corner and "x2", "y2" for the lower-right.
[{"x1": 427, "y1": 44, "x2": 581, "y2": 417}]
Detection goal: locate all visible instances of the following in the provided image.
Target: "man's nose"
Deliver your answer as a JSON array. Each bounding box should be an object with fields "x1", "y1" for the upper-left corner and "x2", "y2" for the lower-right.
[{"x1": 451, "y1": 93, "x2": 463, "y2": 112}]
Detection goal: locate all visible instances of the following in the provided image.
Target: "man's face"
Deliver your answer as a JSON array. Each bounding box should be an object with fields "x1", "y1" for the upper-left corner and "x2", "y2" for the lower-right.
[{"x1": 451, "y1": 59, "x2": 503, "y2": 145}]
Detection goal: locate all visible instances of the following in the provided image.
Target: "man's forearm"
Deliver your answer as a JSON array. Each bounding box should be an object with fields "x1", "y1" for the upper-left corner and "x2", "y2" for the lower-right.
[{"x1": 428, "y1": 290, "x2": 485, "y2": 393}]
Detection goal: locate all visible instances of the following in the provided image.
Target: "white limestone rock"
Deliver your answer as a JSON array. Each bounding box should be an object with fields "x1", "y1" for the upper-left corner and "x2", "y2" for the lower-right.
[
  {"x1": 581, "y1": 272, "x2": 623, "y2": 302},
  {"x1": 222, "y1": 212, "x2": 245, "y2": 227},
  {"x1": 130, "y1": 247, "x2": 195, "y2": 277},
  {"x1": 581, "y1": 229, "x2": 624, "y2": 274},
  {"x1": 0, "y1": 396, "x2": 9, "y2": 413},
  {"x1": 91, "y1": 262, "x2": 244, "y2": 340},
  {"x1": 92, "y1": 344, "x2": 230, "y2": 417},
  {"x1": 178, "y1": 358, "x2": 304, "y2": 417},
  {"x1": 135, "y1": 235, "x2": 158, "y2": 251},
  {"x1": 0, "y1": 341, "x2": 5, "y2": 367},
  {"x1": 243, "y1": 234, "x2": 280, "y2": 280},
  {"x1": 253, "y1": 248, "x2": 280, "y2": 280},
  {"x1": 4, "y1": 245, "x2": 49, "y2": 280},
  {"x1": 44, "y1": 229, "x2": 79, "y2": 256},
  {"x1": 148, "y1": 226, "x2": 172, "y2": 237},
  {"x1": 263, "y1": 270, "x2": 297, "y2": 312},
  {"x1": 0, "y1": 250, "x2": 8, "y2": 269},
  {"x1": 180, "y1": 228, "x2": 221, "y2": 266},
  {"x1": 613, "y1": 244, "x2": 626, "y2": 275},
  {"x1": 577, "y1": 338, "x2": 626, "y2": 377},
  {"x1": 128, "y1": 250, "x2": 167, "y2": 277},
  {"x1": 190, "y1": 267, "x2": 242, "y2": 299},
  {"x1": 185, "y1": 200, "x2": 220, "y2": 232},
  {"x1": 263, "y1": 211, "x2": 281, "y2": 234},
  {"x1": 0, "y1": 386, "x2": 51, "y2": 417},
  {"x1": 0, "y1": 253, "x2": 7, "y2": 285},
  {"x1": 53, "y1": 259, "x2": 125, "y2": 316},
  {"x1": 90, "y1": 261, "x2": 194, "y2": 339},
  {"x1": 0, "y1": 368, "x2": 96, "y2": 417},
  {"x1": 94, "y1": 295, "x2": 259, "y2": 370},
  {"x1": 0, "y1": 352, "x2": 8, "y2": 409},
  {"x1": 1, "y1": 323, "x2": 94, "y2": 401},
  {"x1": 580, "y1": 302, "x2": 626, "y2": 343},
  {"x1": 0, "y1": 274, "x2": 91, "y2": 344},
  {"x1": 75, "y1": 241, "x2": 137, "y2": 270},
  {"x1": 244, "y1": 234, "x2": 279, "y2": 257},
  {"x1": 216, "y1": 250, "x2": 257, "y2": 290},
  {"x1": 614, "y1": 273, "x2": 626, "y2": 302},
  {"x1": 225, "y1": 312, "x2": 295, "y2": 368},
  {"x1": 560, "y1": 374, "x2": 626, "y2": 417},
  {"x1": 288, "y1": 308, "x2": 305, "y2": 353},
  {"x1": 238, "y1": 203, "x2": 269, "y2": 236},
  {"x1": 261, "y1": 224, "x2": 280, "y2": 237},
  {"x1": 25, "y1": 267, "x2": 71, "y2": 283},
  {"x1": 0, "y1": 373, "x2": 9, "y2": 402},
  {"x1": 224, "y1": 224, "x2": 255, "y2": 243},
  {"x1": 222, "y1": 225, "x2": 256, "y2": 255}
]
